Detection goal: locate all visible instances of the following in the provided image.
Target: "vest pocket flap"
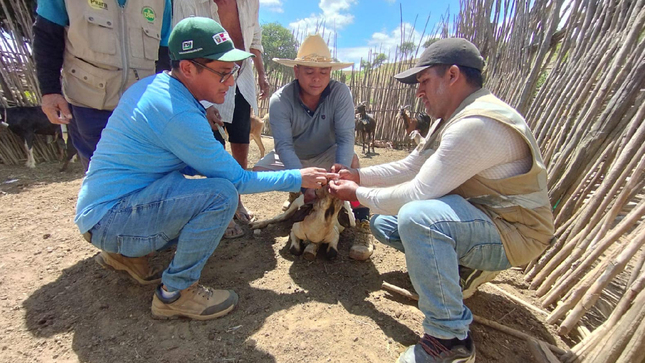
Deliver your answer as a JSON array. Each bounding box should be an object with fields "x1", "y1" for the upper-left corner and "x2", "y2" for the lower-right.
[
  {"x1": 85, "y1": 13, "x2": 114, "y2": 29},
  {"x1": 67, "y1": 65, "x2": 105, "y2": 90},
  {"x1": 142, "y1": 26, "x2": 161, "y2": 41}
]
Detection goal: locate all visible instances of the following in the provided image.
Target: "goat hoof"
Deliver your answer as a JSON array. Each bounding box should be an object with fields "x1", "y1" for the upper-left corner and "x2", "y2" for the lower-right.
[
  {"x1": 289, "y1": 245, "x2": 302, "y2": 256},
  {"x1": 325, "y1": 248, "x2": 338, "y2": 260},
  {"x1": 303, "y1": 251, "x2": 316, "y2": 261}
]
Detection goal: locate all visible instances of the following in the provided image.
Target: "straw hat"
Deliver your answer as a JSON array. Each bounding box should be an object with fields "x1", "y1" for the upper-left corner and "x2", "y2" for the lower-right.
[{"x1": 273, "y1": 34, "x2": 353, "y2": 71}]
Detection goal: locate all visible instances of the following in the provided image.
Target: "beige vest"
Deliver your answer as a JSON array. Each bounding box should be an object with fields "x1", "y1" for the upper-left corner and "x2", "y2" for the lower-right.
[
  {"x1": 61, "y1": 0, "x2": 165, "y2": 110},
  {"x1": 422, "y1": 88, "x2": 554, "y2": 266}
]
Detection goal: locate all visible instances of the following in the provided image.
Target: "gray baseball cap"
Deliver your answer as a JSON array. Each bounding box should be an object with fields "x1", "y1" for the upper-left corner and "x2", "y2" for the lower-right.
[{"x1": 394, "y1": 38, "x2": 485, "y2": 84}]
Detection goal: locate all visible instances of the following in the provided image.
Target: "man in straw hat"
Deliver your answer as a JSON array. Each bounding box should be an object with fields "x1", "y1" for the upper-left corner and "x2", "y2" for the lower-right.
[
  {"x1": 328, "y1": 38, "x2": 554, "y2": 362},
  {"x1": 253, "y1": 34, "x2": 374, "y2": 261},
  {"x1": 75, "y1": 17, "x2": 336, "y2": 320}
]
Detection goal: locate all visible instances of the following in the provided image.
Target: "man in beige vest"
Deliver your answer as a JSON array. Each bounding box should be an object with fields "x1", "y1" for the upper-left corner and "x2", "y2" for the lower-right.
[
  {"x1": 328, "y1": 38, "x2": 554, "y2": 363},
  {"x1": 33, "y1": 0, "x2": 172, "y2": 170}
]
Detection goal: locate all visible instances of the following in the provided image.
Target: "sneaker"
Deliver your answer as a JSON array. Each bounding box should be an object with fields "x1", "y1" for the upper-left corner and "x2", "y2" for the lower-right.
[
  {"x1": 397, "y1": 333, "x2": 476, "y2": 363},
  {"x1": 95, "y1": 251, "x2": 162, "y2": 285},
  {"x1": 349, "y1": 219, "x2": 374, "y2": 261},
  {"x1": 459, "y1": 266, "x2": 501, "y2": 299},
  {"x1": 282, "y1": 192, "x2": 302, "y2": 211},
  {"x1": 151, "y1": 283, "x2": 238, "y2": 320}
]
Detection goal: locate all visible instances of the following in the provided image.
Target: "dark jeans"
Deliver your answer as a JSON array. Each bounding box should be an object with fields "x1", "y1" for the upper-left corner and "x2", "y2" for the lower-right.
[{"x1": 68, "y1": 105, "x2": 112, "y2": 169}]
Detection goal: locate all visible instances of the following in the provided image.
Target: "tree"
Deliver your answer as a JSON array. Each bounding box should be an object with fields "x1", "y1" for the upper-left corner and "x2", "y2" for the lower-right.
[
  {"x1": 423, "y1": 38, "x2": 440, "y2": 48},
  {"x1": 261, "y1": 22, "x2": 299, "y2": 74},
  {"x1": 360, "y1": 59, "x2": 371, "y2": 71},
  {"x1": 372, "y1": 53, "x2": 387, "y2": 68},
  {"x1": 398, "y1": 41, "x2": 416, "y2": 58}
]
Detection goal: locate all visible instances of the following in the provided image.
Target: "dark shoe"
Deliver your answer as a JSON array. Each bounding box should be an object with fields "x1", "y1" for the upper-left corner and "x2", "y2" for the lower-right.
[
  {"x1": 397, "y1": 334, "x2": 475, "y2": 363},
  {"x1": 151, "y1": 283, "x2": 238, "y2": 320},
  {"x1": 95, "y1": 251, "x2": 162, "y2": 285},
  {"x1": 459, "y1": 266, "x2": 501, "y2": 299},
  {"x1": 349, "y1": 219, "x2": 374, "y2": 261}
]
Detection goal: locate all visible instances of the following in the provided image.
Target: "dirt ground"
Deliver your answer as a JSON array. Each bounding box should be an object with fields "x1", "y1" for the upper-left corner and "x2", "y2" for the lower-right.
[{"x1": 0, "y1": 138, "x2": 569, "y2": 363}]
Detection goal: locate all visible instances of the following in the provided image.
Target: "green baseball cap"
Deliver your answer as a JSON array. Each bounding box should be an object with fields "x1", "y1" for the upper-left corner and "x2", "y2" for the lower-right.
[{"x1": 169, "y1": 17, "x2": 254, "y2": 62}]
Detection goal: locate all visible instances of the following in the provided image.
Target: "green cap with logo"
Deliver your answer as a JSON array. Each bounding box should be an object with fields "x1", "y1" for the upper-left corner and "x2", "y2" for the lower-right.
[{"x1": 169, "y1": 17, "x2": 254, "y2": 62}]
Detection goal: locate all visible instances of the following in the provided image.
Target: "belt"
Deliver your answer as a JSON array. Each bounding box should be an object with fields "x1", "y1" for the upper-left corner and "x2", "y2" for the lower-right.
[{"x1": 82, "y1": 231, "x2": 92, "y2": 243}]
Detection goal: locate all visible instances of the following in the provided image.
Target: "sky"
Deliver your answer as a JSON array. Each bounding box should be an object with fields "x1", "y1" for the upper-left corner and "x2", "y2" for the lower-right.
[{"x1": 257, "y1": 0, "x2": 459, "y2": 68}]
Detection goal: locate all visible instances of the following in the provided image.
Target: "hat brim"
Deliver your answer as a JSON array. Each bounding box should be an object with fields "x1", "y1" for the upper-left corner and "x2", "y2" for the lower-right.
[
  {"x1": 273, "y1": 58, "x2": 353, "y2": 71},
  {"x1": 394, "y1": 65, "x2": 432, "y2": 84},
  {"x1": 203, "y1": 48, "x2": 254, "y2": 62}
]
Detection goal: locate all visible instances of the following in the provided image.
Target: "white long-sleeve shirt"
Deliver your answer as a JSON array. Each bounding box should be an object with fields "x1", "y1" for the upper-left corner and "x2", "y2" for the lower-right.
[
  {"x1": 356, "y1": 116, "x2": 532, "y2": 215},
  {"x1": 173, "y1": 0, "x2": 263, "y2": 122}
]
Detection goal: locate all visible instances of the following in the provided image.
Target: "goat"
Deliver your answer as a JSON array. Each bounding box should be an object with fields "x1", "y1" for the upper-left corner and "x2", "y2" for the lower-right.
[
  {"x1": 249, "y1": 114, "x2": 267, "y2": 158},
  {"x1": 250, "y1": 188, "x2": 356, "y2": 260},
  {"x1": 355, "y1": 102, "x2": 376, "y2": 154},
  {"x1": 1, "y1": 106, "x2": 77, "y2": 170}
]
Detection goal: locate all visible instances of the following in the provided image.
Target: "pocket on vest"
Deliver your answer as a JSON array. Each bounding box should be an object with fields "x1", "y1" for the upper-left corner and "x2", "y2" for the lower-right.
[
  {"x1": 85, "y1": 13, "x2": 117, "y2": 55},
  {"x1": 129, "y1": 25, "x2": 161, "y2": 61},
  {"x1": 62, "y1": 61, "x2": 120, "y2": 110}
]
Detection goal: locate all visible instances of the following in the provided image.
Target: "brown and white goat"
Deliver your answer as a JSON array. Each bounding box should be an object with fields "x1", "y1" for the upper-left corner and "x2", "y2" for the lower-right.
[{"x1": 250, "y1": 188, "x2": 356, "y2": 260}]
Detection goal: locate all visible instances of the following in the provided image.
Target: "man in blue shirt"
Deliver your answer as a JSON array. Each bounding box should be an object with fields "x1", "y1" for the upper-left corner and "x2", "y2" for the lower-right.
[{"x1": 77, "y1": 17, "x2": 334, "y2": 320}]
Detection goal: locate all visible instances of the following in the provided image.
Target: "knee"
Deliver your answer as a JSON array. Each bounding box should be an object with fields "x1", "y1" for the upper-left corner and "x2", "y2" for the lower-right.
[
  {"x1": 398, "y1": 200, "x2": 430, "y2": 231},
  {"x1": 209, "y1": 179, "x2": 238, "y2": 214}
]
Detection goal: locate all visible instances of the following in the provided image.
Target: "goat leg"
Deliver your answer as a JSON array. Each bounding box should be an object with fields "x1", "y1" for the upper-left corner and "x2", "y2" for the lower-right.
[
  {"x1": 289, "y1": 230, "x2": 303, "y2": 256},
  {"x1": 250, "y1": 194, "x2": 305, "y2": 229},
  {"x1": 303, "y1": 242, "x2": 319, "y2": 261}
]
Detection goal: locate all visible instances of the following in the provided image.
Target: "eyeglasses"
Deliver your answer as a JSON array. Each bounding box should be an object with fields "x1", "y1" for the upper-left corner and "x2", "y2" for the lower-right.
[{"x1": 189, "y1": 60, "x2": 240, "y2": 83}]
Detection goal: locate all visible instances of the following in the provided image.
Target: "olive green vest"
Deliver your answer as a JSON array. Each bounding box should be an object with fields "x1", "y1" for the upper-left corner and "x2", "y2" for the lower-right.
[
  {"x1": 421, "y1": 88, "x2": 554, "y2": 266},
  {"x1": 61, "y1": 0, "x2": 165, "y2": 110}
]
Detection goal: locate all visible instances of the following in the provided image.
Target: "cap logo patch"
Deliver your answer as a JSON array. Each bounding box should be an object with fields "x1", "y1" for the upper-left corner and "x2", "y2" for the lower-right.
[
  {"x1": 212, "y1": 32, "x2": 230, "y2": 45},
  {"x1": 182, "y1": 40, "x2": 194, "y2": 51},
  {"x1": 89, "y1": 0, "x2": 108, "y2": 10}
]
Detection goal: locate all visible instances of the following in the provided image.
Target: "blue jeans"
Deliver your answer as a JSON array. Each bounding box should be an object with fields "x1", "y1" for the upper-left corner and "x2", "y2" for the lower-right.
[
  {"x1": 370, "y1": 194, "x2": 511, "y2": 340},
  {"x1": 88, "y1": 171, "x2": 238, "y2": 292},
  {"x1": 69, "y1": 105, "x2": 112, "y2": 168}
]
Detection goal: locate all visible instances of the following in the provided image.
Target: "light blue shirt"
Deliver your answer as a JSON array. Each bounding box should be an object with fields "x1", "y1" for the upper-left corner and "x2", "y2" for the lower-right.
[
  {"x1": 36, "y1": 0, "x2": 172, "y2": 46},
  {"x1": 75, "y1": 72, "x2": 302, "y2": 233}
]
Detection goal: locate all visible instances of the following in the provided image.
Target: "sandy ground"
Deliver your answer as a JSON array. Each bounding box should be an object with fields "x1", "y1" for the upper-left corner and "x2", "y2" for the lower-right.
[{"x1": 0, "y1": 138, "x2": 568, "y2": 363}]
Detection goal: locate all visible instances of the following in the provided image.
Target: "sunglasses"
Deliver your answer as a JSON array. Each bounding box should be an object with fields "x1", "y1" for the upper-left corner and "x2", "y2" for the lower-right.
[{"x1": 189, "y1": 60, "x2": 240, "y2": 83}]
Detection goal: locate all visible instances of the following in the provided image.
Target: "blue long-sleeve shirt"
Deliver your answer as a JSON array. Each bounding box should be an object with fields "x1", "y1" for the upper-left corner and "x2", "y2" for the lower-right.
[{"x1": 75, "y1": 72, "x2": 302, "y2": 233}]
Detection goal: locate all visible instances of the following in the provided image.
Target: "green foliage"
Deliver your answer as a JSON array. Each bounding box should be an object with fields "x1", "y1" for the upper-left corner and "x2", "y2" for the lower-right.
[
  {"x1": 423, "y1": 38, "x2": 439, "y2": 48},
  {"x1": 398, "y1": 41, "x2": 416, "y2": 58},
  {"x1": 372, "y1": 53, "x2": 387, "y2": 68},
  {"x1": 360, "y1": 59, "x2": 371, "y2": 71},
  {"x1": 261, "y1": 22, "x2": 299, "y2": 74}
]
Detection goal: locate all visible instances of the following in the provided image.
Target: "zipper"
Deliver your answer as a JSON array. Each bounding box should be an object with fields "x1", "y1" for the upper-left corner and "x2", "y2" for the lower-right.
[{"x1": 118, "y1": 3, "x2": 129, "y2": 96}]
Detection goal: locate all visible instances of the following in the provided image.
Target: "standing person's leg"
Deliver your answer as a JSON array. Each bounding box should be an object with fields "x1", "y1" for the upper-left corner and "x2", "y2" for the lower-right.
[
  {"x1": 226, "y1": 87, "x2": 253, "y2": 223},
  {"x1": 87, "y1": 171, "x2": 239, "y2": 320},
  {"x1": 390, "y1": 195, "x2": 510, "y2": 362},
  {"x1": 68, "y1": 105, "x2": 112, "y2": 170}
]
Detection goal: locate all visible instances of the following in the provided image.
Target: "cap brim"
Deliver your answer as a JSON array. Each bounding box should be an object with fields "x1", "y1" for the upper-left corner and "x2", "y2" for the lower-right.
[
  {"x1": 394, "y1": 65, "x2": 431, "y2": 84},
  {"x1": 273, "y1": 58, "x2": 353, "y2": 71},
  {"x1": 203, "y1": 48, "x2": 254, "y2": 62}
]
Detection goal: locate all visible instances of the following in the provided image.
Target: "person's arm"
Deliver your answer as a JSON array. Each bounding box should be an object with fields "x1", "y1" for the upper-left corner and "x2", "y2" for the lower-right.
[
  {"x1": 161, "y1": 108, "x2": 302, "y2": 194},
  {"x1": 154, "y1": 0, "x2": 172, "y2": 72},
  {"x1": 249, "y1": 14, "x2": 269, "y2": 100},
  {"x1": 355, "y1": 118, "x2": 523, "y2": 215},
  {"x1": 269, "y1": 94, "x2": 303, "y2": 169},
  {"x1": 332, "y1": 84, "x2": 356, "y2": 167},
  {"x1": 358, "y1": 149, "x2": 431, "y2": 187}
]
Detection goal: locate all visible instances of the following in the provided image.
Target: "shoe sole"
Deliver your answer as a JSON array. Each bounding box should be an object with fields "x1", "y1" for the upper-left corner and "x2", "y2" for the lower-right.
[
  {"x1": 151, "y1": 298, "x2": 238, "y2": 321},
  {"x1": 95, "y1": 253, "x2": 161, "y2": 286},
  {"x1": 462, "y1": 270, "x2": 500, "y2": 299}
]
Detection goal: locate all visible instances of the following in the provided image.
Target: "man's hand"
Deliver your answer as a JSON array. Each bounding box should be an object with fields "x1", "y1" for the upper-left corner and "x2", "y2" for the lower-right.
[
  {"x1": 206, "y1": 106, "x2": 224, "y2": 131},
  {"x1": 257, "y1": 74, "x2": 270, "y2": 100},
  {"x1": 300, "y1": 167, "x2": 338, "y2": 189},
  {"x1": 41, "y1": 94, "x2": 72, "y2": 125},
  {"x1": 330, "y1": 163, "x2": 360, "y2": 184},
  {"x1": 328, "y1": 179, "x2": 359, "y2": 201}
]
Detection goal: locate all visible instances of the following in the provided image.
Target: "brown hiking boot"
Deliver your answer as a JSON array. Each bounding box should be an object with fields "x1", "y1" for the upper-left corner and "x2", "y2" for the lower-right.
[
  {"x1": 282, "y1": 192, "x2": 301, "y2": 211},
  {"x1": 151, "y1": 283, "x2": 238, "y2": 320},
  {"x1": 95, "y1": 251, "x2": 162, "y2": 285},
  {"x1": 349, "y1": 219, "x2": 374, "y2": 261}
]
